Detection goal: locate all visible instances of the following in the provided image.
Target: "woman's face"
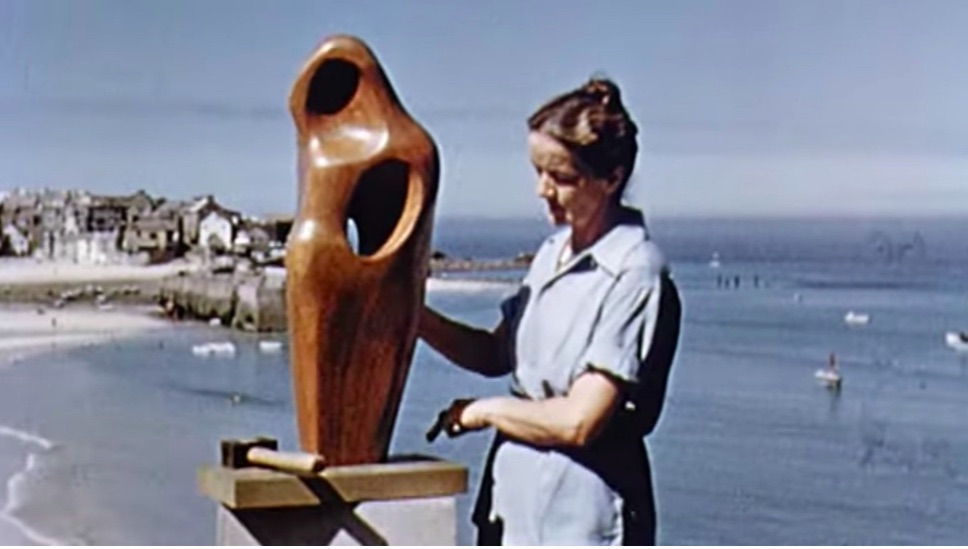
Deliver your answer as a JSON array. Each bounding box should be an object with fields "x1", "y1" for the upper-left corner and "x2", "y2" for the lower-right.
[{"x1": 528, "y1": 131, "x2": 617, "y2": 228}]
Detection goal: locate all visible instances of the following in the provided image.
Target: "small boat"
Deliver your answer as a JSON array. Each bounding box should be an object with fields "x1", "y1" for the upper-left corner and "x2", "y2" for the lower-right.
[
  {"x1": 258, "y1": 340, "x2": 284, "y2": 353},
  {"x1": 191, "y1": 342, "x2": 237, "y2": 357},
  {"x1": 815, "y1": 352, "x2": 842, "y2": 389},
  {"x1": 708, "y1": 252, "x2": 721, "y2": 269},
  {"x1": 944, "y1": 331, "x2": 968, "y2": 352},
  {"x1": 814, "y1": 368, "x2": 842, "y2": 389},
  {"x1": 844, "y1": 311, "x2": 871, "y2": 326}
]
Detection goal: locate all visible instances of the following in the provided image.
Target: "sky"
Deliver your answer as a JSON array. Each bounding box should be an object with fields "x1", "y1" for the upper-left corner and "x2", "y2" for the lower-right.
[{"x1": 2, "y1": 0, "x2": 968, "y2": 219}]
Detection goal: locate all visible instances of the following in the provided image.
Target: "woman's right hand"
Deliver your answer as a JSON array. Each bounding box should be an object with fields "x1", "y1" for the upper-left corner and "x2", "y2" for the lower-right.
[{"x1": 425, "y1": 398, "x2": 477, "y2": 442}]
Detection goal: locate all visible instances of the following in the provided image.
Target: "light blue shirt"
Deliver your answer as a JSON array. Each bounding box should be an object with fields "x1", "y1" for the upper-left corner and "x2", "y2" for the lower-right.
[{"x1": 480, "y1": 208, "x2": 678, "y2": 545}]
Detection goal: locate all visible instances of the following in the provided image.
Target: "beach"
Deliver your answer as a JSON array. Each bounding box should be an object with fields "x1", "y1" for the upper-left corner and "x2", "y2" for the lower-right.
[
  {"x1": 0, "y1": 258, "x2": 184, "y2": 362},
  {"x1": 0, "y1": 261, "x2": 184, "y2": 545},
  {"x1": 0, "y1": 258, "x2": 204, "y2": 307},
  {"x1": 0, "y1": 259, "x2": 198, "y2": 287},
  {"x1": 0, "y1": 306, "x2": 172, "y2": 361}
]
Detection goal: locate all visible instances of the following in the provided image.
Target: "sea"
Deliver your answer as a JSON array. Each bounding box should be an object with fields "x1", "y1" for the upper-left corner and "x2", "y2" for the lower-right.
[{"x1": 1, "y1": 216, "x2": 968, "y2": 545}]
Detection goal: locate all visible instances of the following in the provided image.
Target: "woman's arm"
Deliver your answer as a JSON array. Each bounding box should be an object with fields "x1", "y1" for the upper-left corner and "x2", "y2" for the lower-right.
[
  {"x1": 459, "y1": 371, "x2": 622, "y2": 447},
  {"x1": 418, "y1": 305, "x2": 512, "y2": 377}
]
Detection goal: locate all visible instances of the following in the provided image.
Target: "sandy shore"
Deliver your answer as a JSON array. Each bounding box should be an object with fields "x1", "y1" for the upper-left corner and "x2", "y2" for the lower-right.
[
  {"x1": 425, "y1": 277, "x2": 518, "y2": 293},
  {"x1": 0, "y1": 258, "x2": 207, "y2": 309},
  {"x1": 0, "y1": 306, "x2": 173, "y2": 363},
  {"x1": 0, "y1": 258, "x2": 199, "y2": 287},
  {"x1": 0, "y1": 256, "x2": 527, "y2": 288}
]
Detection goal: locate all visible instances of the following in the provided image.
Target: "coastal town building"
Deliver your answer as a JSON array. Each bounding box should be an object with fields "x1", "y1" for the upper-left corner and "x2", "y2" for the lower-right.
[
  {"x1": 1, "y1": 225, "x2": 30, "y2": 256},
  {"x1": 59, "y1": 190, "x2": 154, "y2": 264},
  {"x1": 0, "y1": 188, "x2": 291, "y2": 264},
  {"x1": 0, "y1": 189, "x2": 41, "y2": 256},
  {"x1": 199, "y1": 208, "x2": 239, "y2": 253},
  {"x1": 123, "y1": 200, "x2": 185, "y2": 262},
  {"x1": 181, "y1": 195, "x2": 237, "y2": 247}
]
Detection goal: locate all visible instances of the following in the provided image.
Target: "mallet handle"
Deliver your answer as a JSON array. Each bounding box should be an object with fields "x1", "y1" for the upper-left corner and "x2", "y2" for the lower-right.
[{"x1": 247, "y1": 447, "x2": 325, "y2": 474}]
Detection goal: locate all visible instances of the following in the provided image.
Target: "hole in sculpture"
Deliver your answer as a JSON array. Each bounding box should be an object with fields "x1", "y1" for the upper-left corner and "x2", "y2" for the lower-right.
[
  {"x1": 346, "y1": 219, "x2": 360, "y2": 254},
  {"x1": 305, "y1": 59, "x2": 360, "y2": 115},
  {"x1": 346, "y1": 160, "x2": 410, "y2": 257}
]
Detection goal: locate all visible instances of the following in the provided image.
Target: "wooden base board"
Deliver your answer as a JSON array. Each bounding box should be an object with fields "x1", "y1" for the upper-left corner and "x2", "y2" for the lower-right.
[{"x1": 198, "y1": 457, "x2": 467, "y2": 509}]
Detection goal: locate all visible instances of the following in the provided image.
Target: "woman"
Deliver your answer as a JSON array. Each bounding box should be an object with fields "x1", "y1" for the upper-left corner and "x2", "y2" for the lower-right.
[{"x1": 419, "y1": 77, "x2": 682, "y2": 545}]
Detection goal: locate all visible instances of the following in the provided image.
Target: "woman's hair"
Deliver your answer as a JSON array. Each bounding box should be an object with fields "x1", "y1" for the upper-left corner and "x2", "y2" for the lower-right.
[{"x1": 528, "y1": 77, "x2": 639, "y2": 194}]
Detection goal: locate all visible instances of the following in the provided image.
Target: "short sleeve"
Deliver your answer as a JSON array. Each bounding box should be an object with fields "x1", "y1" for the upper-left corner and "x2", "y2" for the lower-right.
[{"x1": 578, "y1": 268, "x2": 661, "y2": 385}]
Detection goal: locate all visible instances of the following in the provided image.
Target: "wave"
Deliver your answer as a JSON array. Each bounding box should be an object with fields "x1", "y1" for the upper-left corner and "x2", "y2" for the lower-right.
[
  {"x1": 0, "y1": 425, "x2": 74, "y2": 545},
  {"x1": 426, "y1": 277, "x2": 518, "y2": 294},
  {"x1": 0, "y1": 425, "x2": 54, "y2": 452}
]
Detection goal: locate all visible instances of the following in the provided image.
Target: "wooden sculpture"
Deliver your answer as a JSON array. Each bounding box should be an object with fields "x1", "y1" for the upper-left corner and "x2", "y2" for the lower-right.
[{"x1": 285, "y1": 35, "x2": 439, "y2": 465}]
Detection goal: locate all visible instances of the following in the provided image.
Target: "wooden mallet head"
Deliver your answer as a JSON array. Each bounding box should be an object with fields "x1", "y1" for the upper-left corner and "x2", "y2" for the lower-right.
[
  {"x1": 220, "y1": 437, "x2": 325, "y2": 474},
  {"x1": 221, "y1": 437, "x2": 279, "y2": 469}
]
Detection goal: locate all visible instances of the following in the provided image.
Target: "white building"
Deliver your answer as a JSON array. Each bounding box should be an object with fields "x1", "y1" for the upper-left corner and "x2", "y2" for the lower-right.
[
  {"x1": 198, "y1": 210, "x2": 237, "y2": 253},
  {"x1": 2, "y1": 225, "x2": 30, "y2": 256}
]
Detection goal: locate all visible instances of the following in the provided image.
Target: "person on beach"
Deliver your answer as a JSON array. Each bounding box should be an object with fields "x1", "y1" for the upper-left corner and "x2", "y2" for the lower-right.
[{"x1": 419, "y1": 77, "x2": 682, "y2": 545}]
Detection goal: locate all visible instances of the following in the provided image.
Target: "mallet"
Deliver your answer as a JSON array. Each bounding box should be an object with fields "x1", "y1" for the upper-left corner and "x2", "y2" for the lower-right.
[{"x1": 221, "y1": 437, "x2": 325, "y2": 474}]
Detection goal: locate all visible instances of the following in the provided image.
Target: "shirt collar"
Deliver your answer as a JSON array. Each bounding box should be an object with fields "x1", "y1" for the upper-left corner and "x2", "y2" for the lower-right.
[
  {"x1": 585, "y1": 207, "x2": 649, "y2": 277},
  {"x1": 544, "y1": 207, "x2": 649, "y2": 283}
]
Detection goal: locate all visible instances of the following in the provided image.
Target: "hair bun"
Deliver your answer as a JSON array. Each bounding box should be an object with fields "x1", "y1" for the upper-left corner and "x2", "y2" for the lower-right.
[
  {"x1": 583, "y1": 77, "x2": 621, "y2": 109},
  {"x1": 527, "y1": 75, "x2": 639, "y2": 188}
]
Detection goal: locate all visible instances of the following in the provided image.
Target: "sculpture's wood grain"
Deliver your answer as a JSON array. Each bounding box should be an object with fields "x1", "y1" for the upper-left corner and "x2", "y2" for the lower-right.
[{"x1": 286, "y1": 35, "x2": 439, "y2": 465}]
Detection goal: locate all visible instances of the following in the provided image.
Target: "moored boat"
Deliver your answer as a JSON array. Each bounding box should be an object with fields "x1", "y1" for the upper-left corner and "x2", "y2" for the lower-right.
[
  {"x1": 844, "y1": 311, "x2": 871, "y2": 326},
  {"x1": 814, "y1": 368, "x2": 842, "y2": 390},
  {"x1": 944, "y1": 331, "x2": 968, "y2": 352},
  {"x1": 191, "y1": 341, "x2": 237, "y2": 357},
  {"x1": 258, "y1": 340, "x2": 284, "y2": 353},
  {"x1": 709, "y1": 252, "x2": 721, "y2": 269}
]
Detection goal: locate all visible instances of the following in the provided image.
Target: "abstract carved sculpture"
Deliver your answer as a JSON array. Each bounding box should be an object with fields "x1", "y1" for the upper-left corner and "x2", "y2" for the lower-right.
[{"x1": 285, "y1": 35, "x2": 439, "y2": 465}]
